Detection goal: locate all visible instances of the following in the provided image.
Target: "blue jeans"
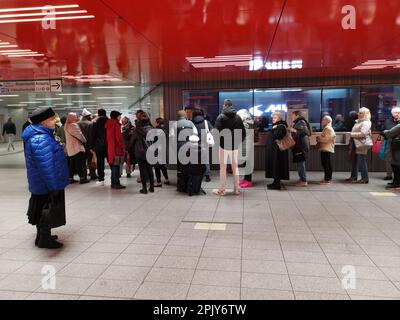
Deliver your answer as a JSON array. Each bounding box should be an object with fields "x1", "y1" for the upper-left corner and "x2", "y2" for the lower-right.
[
  {"x1": 111, "y1": 165, "x2": 121, "y2": 186},
  {"x1": 205, "y1": 164, "x2": 211, "y2": 176},
  {"x1": 354, "y1": 154, "x2": 369, "y2": 180},
  {"x1": 297, "y1": 161, "x2": 307, "y2": 182}
]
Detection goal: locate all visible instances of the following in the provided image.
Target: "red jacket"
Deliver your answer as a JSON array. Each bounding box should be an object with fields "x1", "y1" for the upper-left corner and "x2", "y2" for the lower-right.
[{"x1": 105, "y1": 118, "x2": 125, "y2": 165}]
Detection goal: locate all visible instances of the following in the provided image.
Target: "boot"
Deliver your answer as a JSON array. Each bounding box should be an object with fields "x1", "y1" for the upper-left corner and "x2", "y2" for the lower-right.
[
  {"x1": 38, "y1": 230, "x2": 63, "y2": 249},
  {"x1": 149, "y1": 185, "x2": 155, "y2": 193},
  {"x1": 35, "y1": 227, "x2": 58, "y2": 247}
]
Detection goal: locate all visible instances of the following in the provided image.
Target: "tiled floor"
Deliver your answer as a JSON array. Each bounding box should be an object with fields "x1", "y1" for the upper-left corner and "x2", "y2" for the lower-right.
[{"x1": 1, "y1": 152, "x2": 400, "y2": 300}]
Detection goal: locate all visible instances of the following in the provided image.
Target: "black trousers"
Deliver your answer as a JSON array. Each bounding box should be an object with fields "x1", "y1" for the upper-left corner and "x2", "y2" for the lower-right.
[
  {"x1": 96, "y1": 150, "x2": 107, "y2": 182},
  {"x1": 69, "y1": 152, "x2": 87, "y2": 180},
  {"x1": 321, "y1": 152, "x2": 333, "y2": 181},
  {"x1": 392, "y1": 164, "x2": 400, "y2": 185},
  {"x1": 155, "y1": 164, "x2": 169, "y2": 183},
  {"x1": 138, "y1": 160, "x2": 154, "y2": 190}
]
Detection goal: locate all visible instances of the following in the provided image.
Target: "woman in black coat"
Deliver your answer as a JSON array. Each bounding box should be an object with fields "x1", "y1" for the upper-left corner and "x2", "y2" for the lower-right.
[{"x1": 265, "y1": 112, "x2": 290, "y2": 190}]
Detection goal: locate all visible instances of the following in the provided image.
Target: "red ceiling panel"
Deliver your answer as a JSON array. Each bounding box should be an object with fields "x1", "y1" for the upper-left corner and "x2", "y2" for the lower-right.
[{"x1": 0, "y1": 0, "x2": 399, "y2": 84}]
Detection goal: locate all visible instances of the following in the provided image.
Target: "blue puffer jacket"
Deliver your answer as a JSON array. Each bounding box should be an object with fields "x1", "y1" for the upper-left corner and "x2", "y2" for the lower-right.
[{"x1": 22, "y1": 124, "x2": 69, "y2": 195}]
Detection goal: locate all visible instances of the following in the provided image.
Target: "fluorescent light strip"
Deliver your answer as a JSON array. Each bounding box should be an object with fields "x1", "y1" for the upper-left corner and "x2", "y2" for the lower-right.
[
  {"x1": 75, "y1": 78, "x2": 122, "y2": 82},
  {"x1": 0, "y1": 10, "x2": 88, "y2": 19},
  {"x1": 54, "y1": 103, "x2": 73, "y2": 106},
  {"x1": 0, "y1": 45, "x2": 17, "y2": 48},
  {"x1": 100, "y1": 103, "x2": 123, "y2": 105},
  {"x1": 187, "y1": 57, "x2": 252, "y2": 62},
  {"x1": 0, "y1": 5, "x2": 79, "y2": 13},
  {"x1": 36, "y1": 98, "x2": 63, "y2": 101},
  {"x1": 0, "y1": 15, "x2": 95, "y2": 24},
  {"x1": 96, "y1": 97, "x2": 127, "y2": 99},
  {"x1": 19, "y1": 101, "x2": 41, "y2": 104},
  {"x1": 0, "y1": 94, "x2": 19, "y2": 97},
  {"x1": 91, "y1": 86, "x2": 134, "y2": 89},
  {"x1": 58, "y1": 93, "x2": 92, "y2": 96},
  {"x1": 8, "y1": 104, "x2": 27, "y2": 107},
  {"x1": 72, "y1": 101, "x2": 97, "y2": 103},
  {"x1": 7, "y1": 54, "x2": 44, "y2": 58},
  {"x1": 0, "y1": 49, "x2": 32, "y2": 53}
]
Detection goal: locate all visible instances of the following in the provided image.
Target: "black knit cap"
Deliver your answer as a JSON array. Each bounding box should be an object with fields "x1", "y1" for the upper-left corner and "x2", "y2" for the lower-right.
[
  {"x1": 30, "y1": 107, "x2": 56, "y2": 124},
  {"x1": 110, "y1": 110, "x2": 122, "y2": 120}
]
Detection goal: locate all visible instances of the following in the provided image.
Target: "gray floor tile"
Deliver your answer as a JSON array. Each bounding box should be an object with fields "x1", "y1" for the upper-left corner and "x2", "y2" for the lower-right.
[
  {"x1": 242, "y1": 260, "x2": 287, "y2": 275},
  {"x1": 154, "y1": 256, "x2": 199, "y2": 269},
  {"x1": 192, "y1": 270, "x2": 241, "y2": 287},
  {"x1": 100, "y1": 265, "x2": 150, "y2": 282},
  {"x1": 346, "y1": 279, "x2": 400, "y2": 298},
  {"x1": 241, "y1": 273, "x2": 292, "y2": 291},
  {"x1": 241, "y1": 288, "x2": 295, "y2": 300},
  {"x1": 290, "y1": 276, "x2": 347, "y2": 294},
  {"x1": 113, "y1": 254, "x2": 158, "y2": 267},
  {"x1": 134, "y1": 282, "x2": 189, "y2": 300},
  {"x1": 188, "y1": 285, "x2": 240, "y2": 300},
  {"x1": 197, "y1": 257, "x2": 241, "y2": 272},
  {"x1": 145, "y1": 267, "x2": 195, "y2": 284},
  {"x1": 57, "y1": 263, "x2": 108, "y2": 279},
  {"x1": 83, "y1": 279, "x2": 140, "y2": 298},
  {"x1": 295, "y1": 291, "x2": 350, "y2": 300},
  {"x1": 286, "y1": 262, "x2": 337, "y2": 278}
]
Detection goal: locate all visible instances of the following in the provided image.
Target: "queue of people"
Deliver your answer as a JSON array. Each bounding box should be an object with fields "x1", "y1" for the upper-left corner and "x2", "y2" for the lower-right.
[{"x1": 21, "y1": 103, "x2": 400, "y2": 249}]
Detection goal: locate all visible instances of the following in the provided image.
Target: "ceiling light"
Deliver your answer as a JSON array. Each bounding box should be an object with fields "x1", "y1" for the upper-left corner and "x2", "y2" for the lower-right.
[
  {"x1": 0, "y1": 94, "x2": 19, "y2": 97},
  {"x1": 0, "y1": 10, "x2": 88, "y2": 19},
  {"x1": 36, "y1": 98, "x2": 63, "y2": 101},
  {"x1": 8, "y1": 104, "x2": 27, "y2": 107},
  {"x1": 0, "y1": 44, "x2": 17, "y2": 48},
  {"x1": 54, "y1": 103, "x2": 73, "y2": 106},
  {"x1": 0, "y1": 5, "x2": 80, "y2": 13},
  {"x1": 19, "y1": 101, "x2": 41, "y2": 104},
  {"x1": 97, "y1": 97, "x2": 127, "y2": 100},
  {"x1": 0, "y1": 15, "x2": 95, "y2": 24},
  {"x1": 90, "y1": 86, "x2": 134, "y2": 89},
  {"x1": 58, "y1": 93, "x2": 92, "y2": 96},
  {"x1": 0, "y1": 49, "x2": 32, "y2": 53},
  {"x1": 72, "y1": 100, "x2": 97, "y2": 103},
  {"x1": 7, "y1": 53, "x2": 44, "y2": 58},
  {"x1": 100, "y1": 102, "x2": 123, "y2": 105}
]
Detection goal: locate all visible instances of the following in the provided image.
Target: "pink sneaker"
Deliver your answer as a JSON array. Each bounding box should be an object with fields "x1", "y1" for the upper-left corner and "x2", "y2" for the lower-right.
[
  {"x1": 240, "y1": 180, "x2": 249, "y2": 187},
  {"x1": 241, "y1": 181, "x2": 254, "y2": 189}
]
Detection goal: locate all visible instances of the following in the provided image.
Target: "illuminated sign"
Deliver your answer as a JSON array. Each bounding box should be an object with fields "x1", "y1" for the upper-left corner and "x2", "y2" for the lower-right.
[{"x1": 250, "y1": 59, "x2": 303, "y2": 71}]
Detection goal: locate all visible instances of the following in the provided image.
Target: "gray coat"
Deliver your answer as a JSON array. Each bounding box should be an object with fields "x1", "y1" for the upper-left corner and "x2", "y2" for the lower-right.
[{"x1": 384, "y1": 124, "x2": 400, "y2": 166}]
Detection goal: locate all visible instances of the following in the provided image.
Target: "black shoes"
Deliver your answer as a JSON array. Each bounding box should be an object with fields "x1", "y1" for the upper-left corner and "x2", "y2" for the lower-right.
[
  {"x1": 267, "y1": 183, "x2": 282, "y2": 190},
  {"x1": 35, "y1": 233, "x2": 58, "y2": 247},
  {"x1": 384, "y1": 176, "x2": 393, "y2": 181},
  {"x1": 37, "y1": 234, "x2": 63, "y2": 249},
  {"x1": 386, "y1": 183, "x2": 400, "y2": 189},
  {"x1": 205, "y1": 176, "x2": 211, "y2": 182},
  {"x1": 112, "y1": 184, "x2": 126, "y2": 189},
  {"x1": 79, "y1": 179, "x2": 90, "y2": 184},
  {"x1": 149, "y1": 186, "x2": 154, "y2": 193},
  {"x1": 140, "y1": 189, "x2": 148, "y2": 194},
  {"x1": 127, "y1": 173, "x2": 132, "y2": 178},
  {"x1": 69, "y1": 179, "x2": 78, "y2": 184}
]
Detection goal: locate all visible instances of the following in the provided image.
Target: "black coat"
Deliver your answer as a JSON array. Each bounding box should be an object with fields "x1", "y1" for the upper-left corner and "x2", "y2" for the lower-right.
[
  {"x1": 91, "y1": 116, "x2": 108, "y2": 152},
  {"x1": 129, "y1": 120, "x2": 153, "y2": 162},
  {"x1": 3, "y1": 122, "x2": 16, "y2": 135},
  {"x1": 192, "y1": 115, "x2": 213, "y2": 147},
  {"x1": 215, "y1": 107, "x2": 245, "y2": 150},
  {"x1": 265, "y1": 120, "x2": 290, "y2": 181},
  {"x1": 292, "y1": 117, "x2": 311, "y2": 163}
]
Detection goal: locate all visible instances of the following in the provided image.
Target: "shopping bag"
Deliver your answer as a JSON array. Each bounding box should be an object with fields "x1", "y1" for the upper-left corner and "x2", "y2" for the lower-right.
[
  {"x1": 379, "y1": 139, "x2": 388, "y2": 161},
  {"x1": 372, "y1": 136, "x2": 383, "y2": 154},
  {"x1": 277, "y1": 132, "x2": 296, "y2": 151}
]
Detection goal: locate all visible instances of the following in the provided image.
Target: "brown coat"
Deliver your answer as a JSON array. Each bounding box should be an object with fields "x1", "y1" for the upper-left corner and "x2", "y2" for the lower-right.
[
  {"x1": 318, "y1": 125, "x2": 336, "y2": 153},
  {"x1": 65, "y1": 114, "x2": 86, "y2": 157}
]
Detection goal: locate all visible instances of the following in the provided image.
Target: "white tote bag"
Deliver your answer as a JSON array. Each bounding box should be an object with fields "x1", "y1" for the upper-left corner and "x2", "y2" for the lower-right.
[{"x1": 204, "y1": 120, "x2": 215, "y2": 147}]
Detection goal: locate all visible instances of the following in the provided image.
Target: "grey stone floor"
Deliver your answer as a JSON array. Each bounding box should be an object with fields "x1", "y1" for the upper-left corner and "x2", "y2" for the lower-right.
[{"x1": 0, "y1": 152, "x2": 400, "y2": 300}]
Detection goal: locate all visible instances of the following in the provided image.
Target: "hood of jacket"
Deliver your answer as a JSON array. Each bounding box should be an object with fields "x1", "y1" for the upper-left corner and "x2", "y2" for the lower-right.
[
  {"x1": 22, "y1": 124, "x2": 54, "y2": 142},
  {"x1": 192, "y1": 115, "x2": 205, "y2": 125},
  {"x1": 223, "y1": 106, "x2": 238, "y2": 119}
]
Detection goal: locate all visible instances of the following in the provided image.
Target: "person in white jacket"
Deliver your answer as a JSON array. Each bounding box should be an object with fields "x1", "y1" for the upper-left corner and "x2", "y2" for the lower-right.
[{"x1": 347, "y1": 107, "x2": 373, "y2": 184}]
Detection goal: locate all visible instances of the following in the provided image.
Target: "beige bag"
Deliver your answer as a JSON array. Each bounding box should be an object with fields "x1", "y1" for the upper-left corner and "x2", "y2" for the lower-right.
[{"x1": 277, "y1": 132, "x2": 296, "y2": 151}]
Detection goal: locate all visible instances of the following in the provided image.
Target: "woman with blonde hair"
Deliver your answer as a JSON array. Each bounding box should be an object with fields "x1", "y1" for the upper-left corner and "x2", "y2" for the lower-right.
[
  {"x1": 347, "y1": 107, "x2": 373, "y2": 184},
  {"x1": 317, "y1": 116, "x2": 336, "y2": 185}
]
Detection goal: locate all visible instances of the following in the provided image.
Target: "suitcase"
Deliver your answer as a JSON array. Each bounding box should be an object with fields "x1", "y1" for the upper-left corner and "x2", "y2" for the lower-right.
[{"x1": 177, "y1": 166, "x2": 206, "y2": 196}]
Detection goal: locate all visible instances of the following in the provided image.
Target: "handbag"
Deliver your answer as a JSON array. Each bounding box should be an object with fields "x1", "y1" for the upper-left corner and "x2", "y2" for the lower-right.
[
  {"x1": 372, "y1": 136, "x2": 383, "y2": 154},
  {"x1": 42, "y1": 191, "x2": 66, "y2": 229},
  {"x1": 379, "y1": 139, "x2": 388, "y2": 161},
  {"x1": 204, "y1": 120, "x2": 215, "y2": 147},
  {"x1": 277, "y1": 132, "x2": 296, "y2": 151}
]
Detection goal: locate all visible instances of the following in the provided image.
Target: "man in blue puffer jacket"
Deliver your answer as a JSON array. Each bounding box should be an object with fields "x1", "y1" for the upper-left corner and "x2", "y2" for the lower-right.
[{"x1": 23, "y1": 107, "x2": 69, "y2": 249}]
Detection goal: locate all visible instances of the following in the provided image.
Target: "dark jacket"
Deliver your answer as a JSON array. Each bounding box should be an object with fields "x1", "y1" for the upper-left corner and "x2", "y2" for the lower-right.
[
  {"x1": 192, "y1": 114, "x2": 213, "y2": 148},
  {"x1": 78, "y1": 119, "x2": 94, "y2": 151},
  {"x1": 265, "y1": 120, "x2": 290, "y2": 181},
  {"x1": 292, "y1": 117, "x2": 311, "y2": 163},
  {"x1": 129, "y1": 120, "x2": 153, "y2": 162},
  {"x1": 215, "y1": 107, "x2": 246, "y2": 150},
  {"x1": 22, "y1": 125, "x2": 69, "y2": 195},
  {"x1": 91, "y1": 116, "x2": 108, "y2": 152},
  {"x1": 383, "y1": 122, "x2": 400, "y2": 166},
  {"x1": 3, "y1": 121, "x2": 16, "y2": 135}
]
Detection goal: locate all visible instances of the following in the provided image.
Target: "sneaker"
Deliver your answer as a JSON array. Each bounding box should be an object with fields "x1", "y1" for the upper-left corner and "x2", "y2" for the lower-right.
[
  {"x1": 345, "y1": 177, "x2": 357, "y2": 183},
  {"x1": 356, "y1": 179, "x2": 369, "y2": 184},
  {"x1": 241, "y1": 181, "x2": 254, "y2": 189},
  {"x1": 296, "y1": 181, "x2": 308, "y2": 187},
  {"x1": 239, "y1": 180, "x2": 249, "y2": 187}
]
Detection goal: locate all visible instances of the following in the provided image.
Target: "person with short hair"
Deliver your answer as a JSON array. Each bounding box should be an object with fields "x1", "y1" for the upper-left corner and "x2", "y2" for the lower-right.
[
  {"x1": 23, "y1": 107, "x2": 68, "y2": 249},
  {"x1": 2, "y1": 117, "x2": 16, "y2": 152},
  {"x1": 347, "y1": 107, "x2": 373, "y2": 184},
  {"x1": 291, "y1": 110, "x2": 311, "y2": 187},
  {"x1": 265, "y1": 112, "x2": 289, "y2": 190},
  {"x1": 154, "y1": 117, "x2": 170, "y2": 186},
  {"x1": 91, "y1": 109, "x2": 109, "y2": 186},
  {"x1": 317, "y1": 116, "x2": 336, "y2": 185},
  {"x1": 382, "y1": 107, "x2": 400, "y2": 189},
  {"x1": 79, "y1": 109, "x2": 97, "y2": 181},
  {"x1": 214, "y1": 99, "x2": 246, "y2": 196},
  {"x1": 381, "y1": 108, "x2": 399, "y2": 181},
  {"x1": 105, "y1": 111, "x2": 126, "y2": 189}
]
